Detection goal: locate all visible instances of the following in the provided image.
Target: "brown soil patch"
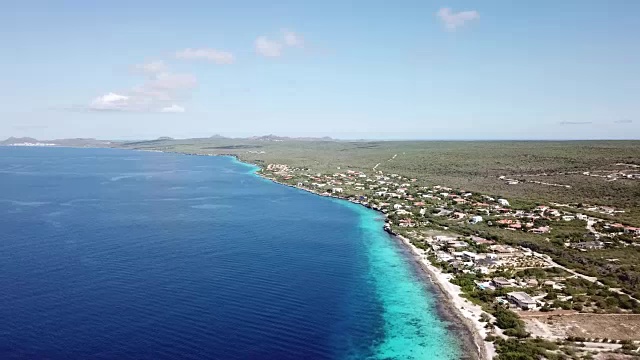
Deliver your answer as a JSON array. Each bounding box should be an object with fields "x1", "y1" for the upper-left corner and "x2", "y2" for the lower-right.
[{"x1": 524, "y1": 313, "x2": 640, "y2": 341}]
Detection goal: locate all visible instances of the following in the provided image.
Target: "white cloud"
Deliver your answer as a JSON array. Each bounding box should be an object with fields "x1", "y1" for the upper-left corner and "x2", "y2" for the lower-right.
[
  {"x1": 436, "y1": 8, "x2": 479, "y2": 31},
  {"x1": 176, "y1": 48, "x2": 235, "y2": 64},
  {"x1": 255, "y1": 36, "x2": 283, "y2": 57},
  {"x1": 90, "y1": 92, "x2": 131, "y2": 111},
  {"x1": 160, "y1": 104, "x2": 185, "y2": 113},
  {"x1": 255, "y1": 30, "x2": 304, "y2": 58},
  {"x1": 134, "y1": 60, "x2": 167, "y2": 74},
  {"x1": 282, "y1": 29, "x2": 304, "y2": 47},
  {"x1": 89, "y1": 66, "x2": 196, "y2": 113}
]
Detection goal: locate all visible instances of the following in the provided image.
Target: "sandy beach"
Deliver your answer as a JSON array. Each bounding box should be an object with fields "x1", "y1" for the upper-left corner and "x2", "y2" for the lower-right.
[{"x1": 395, "y1": 234, "x2": 496, "y2": 360}]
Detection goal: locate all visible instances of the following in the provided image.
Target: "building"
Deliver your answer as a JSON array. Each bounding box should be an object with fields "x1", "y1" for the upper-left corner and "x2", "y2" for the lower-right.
[
  {"x1": 572, "y1": 241, "x2": 604, "y2": 250},
  {"x1": 490, "y1": 245, "x2": 517, "y2": 257},
  {"x1": 471, "y1": 236, "x2": 494, "y2": 245},
  {"x1": 507, "y1": 291, "x2": 537, "y2": 310},
  {"x1": 492, "y1": 277, "x2": 512, "y2": 289},
  {"x1": 448, "y1": 240, "x2": 468, "y2": 249},
  {"x1": 462, "y1": 251, "x2": 480, "y2": 262},
  {"x1": 624, "y1": 226, "x2": 640, "y2": 236},
  {"x1": 469, "y1": 215, "x2": 483, "y2": 224},
  {"x1": 531, "y1": 226, "x2": 550, "y2": 234},
  {"x1": 436, "y1": 252, "x2": 454, "y2": 262},
  {"x1": 498, "y1": 198, "x2": 510, "y2": 207}
]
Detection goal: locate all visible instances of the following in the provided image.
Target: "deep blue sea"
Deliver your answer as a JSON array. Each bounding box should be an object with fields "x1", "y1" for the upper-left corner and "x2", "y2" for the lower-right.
[{"x1": 0, "y1": 147, "x2": 462, "y2": 359}]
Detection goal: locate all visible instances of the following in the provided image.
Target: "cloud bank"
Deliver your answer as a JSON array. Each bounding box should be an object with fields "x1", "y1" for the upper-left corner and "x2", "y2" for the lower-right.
[
  {"x1": 255, "y1": 30, "x2": 304, "y2": 58},
  {"x1": 87, "y1": 30, "x2": 305, "y2": 113},
  {"x1": 176, "y1": 48, "x2": 235, "y2": 64},
  {"x1": 89, "y1": 61, "x2": 196, "y2": 113},
  {"x1": 437, "y1": 8, "x2": 479, "y2": 31}
]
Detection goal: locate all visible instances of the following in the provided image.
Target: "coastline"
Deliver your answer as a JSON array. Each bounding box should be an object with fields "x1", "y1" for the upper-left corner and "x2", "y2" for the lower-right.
[
  {"x1": 135, "y1": 151, "x2": 491, "y2": 359},
  {"x1": 225, "y1": 155, "x2": 493, "y2": 360},
  {"x1": 393, "y1": 234, "x2": 495, "y2": 360}
]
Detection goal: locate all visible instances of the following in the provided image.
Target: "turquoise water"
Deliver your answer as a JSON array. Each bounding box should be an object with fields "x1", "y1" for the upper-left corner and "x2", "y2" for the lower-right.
[
  {"x1": 193, "y1": 156, "x2": 461, "y2": 359},
  {"x1": 344, "y1": 202, "x2": 462, "y2": 359},
  {"x1": 237, "y1": 153, "x2": 463, "y2": 358},
  {"x1": 0, "y1": 148, "x2": 462, "y2": 359}
]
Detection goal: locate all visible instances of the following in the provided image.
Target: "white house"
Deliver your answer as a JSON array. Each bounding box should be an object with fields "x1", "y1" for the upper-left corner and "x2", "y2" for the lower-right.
[
  {"x1": 507, "y1": 291, "x2": 537, "y2": 310},
  {"x1": 498, "y1": 198, "x2": 510, "y2": 207},
  {"x1": 436, "y1": 252, "x2": 454, "y2": 262},
  {"x1": 470, "y1": 216, "x2": 483, "y2": 224},
  {"x1": 332, "y1": 187, "x2": 343, "y2": 193},
  {"x1": 462, "y1": 251, "x2": 480, "y2": 262}
]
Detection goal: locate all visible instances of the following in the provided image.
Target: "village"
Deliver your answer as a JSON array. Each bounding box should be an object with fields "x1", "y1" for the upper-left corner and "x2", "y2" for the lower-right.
[{"x1": 263, "y1": 162, "x2": 640, "y2": 358}]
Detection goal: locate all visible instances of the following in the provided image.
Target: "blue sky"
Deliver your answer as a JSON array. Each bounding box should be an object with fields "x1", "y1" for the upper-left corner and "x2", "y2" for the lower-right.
[{"x1": 1, "y1": 0, "x2": 638, "y2": 140}]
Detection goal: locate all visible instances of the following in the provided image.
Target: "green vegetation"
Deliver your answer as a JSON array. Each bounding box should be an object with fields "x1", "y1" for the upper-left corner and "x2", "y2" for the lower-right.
[
  {"x1": 118, "y1": 137, "x2": 640, "y2": 358},
  {"x1": 494, "y1": 338, "x2": 563, "y2": 360},
  {"x1": 121, "y1": 138, "x2": 640, "y2": 299},
  {"x1": 492, "y1": 306, "x2": 529, "y2": 338},
  {"x1": 118, "y1": 139, "x2": 640, "y2": 224}
]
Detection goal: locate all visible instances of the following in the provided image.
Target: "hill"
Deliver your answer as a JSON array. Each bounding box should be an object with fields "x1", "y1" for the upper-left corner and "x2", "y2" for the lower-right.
[{"x1": 1, "y1": 137, "x2": 39, "y2": 145}]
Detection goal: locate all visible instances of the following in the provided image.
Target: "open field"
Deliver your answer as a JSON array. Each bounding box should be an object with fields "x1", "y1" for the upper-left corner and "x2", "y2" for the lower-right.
[
  {"x1": 522, "y1": 313, "x2": 640, "y2": 341},
  {"x1": 120, "y1": 139, "x2": 640, "y2": 224}
]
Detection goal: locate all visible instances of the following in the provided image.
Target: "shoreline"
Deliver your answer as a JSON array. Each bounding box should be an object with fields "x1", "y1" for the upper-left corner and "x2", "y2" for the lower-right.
[
  {"x1": 226, "y1": 155, "x2": 493, "y2": 360},
  {"x1": 135, "y1": 151, "x2": 492, "y2": 359},
  {"x1": 393, "y1": 234, "x2": 494, "y2": 360}
]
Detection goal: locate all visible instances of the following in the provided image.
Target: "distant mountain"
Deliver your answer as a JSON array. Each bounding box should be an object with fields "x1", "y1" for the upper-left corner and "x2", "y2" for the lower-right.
[
  {"x1": 1, "y1": 136, "x2": 39, "y2": 145},
  {"x1": 1, "y1": 134, "x2": 335, "y2": 147}
]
